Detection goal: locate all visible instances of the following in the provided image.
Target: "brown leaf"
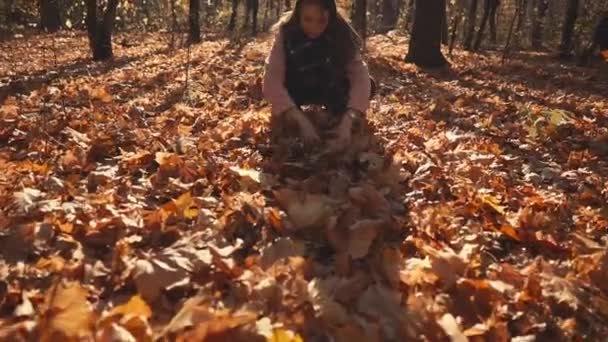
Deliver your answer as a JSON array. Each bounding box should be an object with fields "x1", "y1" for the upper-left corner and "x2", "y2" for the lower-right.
[
  {"x1": 259, "y1": 238, "x2": 306, "y2": 270},
  {"x1": 273, "y1": 188, "x2": 333, "y2": 229},
  {"x1": 347, "y1": 219, "x2": 382, "y2": 259}
]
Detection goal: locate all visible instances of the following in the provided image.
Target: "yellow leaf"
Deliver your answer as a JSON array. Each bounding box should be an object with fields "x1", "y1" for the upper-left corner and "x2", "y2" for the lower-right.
[
  {"x1": 108, "y1": 295, "x2": 152, "y2": 320},
  {"x1": 35, "y1": 255, "x2": 66, "y2": 273},
  {"x1": 477, "y1": 192, "x2": 506, "y2": 215},
  {"x1": 174, "y1": 192, "x2": 199, "y2": 219},
  {"x1": 162, "y1": 192, "x2": 199, "y2": 219},
  {"x1": 268, "y1": 329, "x2": 304, "y2": 342}
]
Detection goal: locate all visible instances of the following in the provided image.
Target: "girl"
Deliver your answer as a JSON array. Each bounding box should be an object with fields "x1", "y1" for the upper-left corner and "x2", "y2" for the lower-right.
[{"x1": 262, "y1": 0, "x2": 374, "y2": 149}]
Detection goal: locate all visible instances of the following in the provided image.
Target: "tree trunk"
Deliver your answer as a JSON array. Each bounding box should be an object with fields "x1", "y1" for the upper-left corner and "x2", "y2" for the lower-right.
[
  {"x1": 86, "y1": 0, "x2": 119, "y2": 61},
  {"x1": 243, "y1": 0, "x2": 258, "y2": 34},
  {"x1": 489, "y1": 0, "x2": 498, "y2": 43},
  {"x1": 473, "y1": 0, "x2": 491, "y2": 50},
  {"x1": 441, "y1": 1, "x2": 448, "y2": 44},
  {"x1": 449, "y1": 11, "x2": 462, "y2": 56},
  {"x1": 228, "y1": 0, "x2": 238, "y2": 31},
  {"x1": 189, "y1": 0, "x2": 201, "y2": 43},
  {"x1": 352, "y1": 0, "x2": 367, "y2": 40},
  {"x1": 379, "y1": 0, "x2": 400, "y2": 34},
  {"x1": 559, "y1": 0, "x2": 579, "y2": 57},
  {"x1": 405, "y1": 0, "x2": 448, "y2": 67},
  {"x1": 531, "y1": 0, "x2": 548, "y2": 49},
  {"x1": 40, "y1": 0, "x2": 61, "y2": 32},
  {"x1": 404, "y1": 0, "x2": 415, "y2": 32},
  {"x1": 464, "y1": 0, "x2": 478, "y2": 50}
]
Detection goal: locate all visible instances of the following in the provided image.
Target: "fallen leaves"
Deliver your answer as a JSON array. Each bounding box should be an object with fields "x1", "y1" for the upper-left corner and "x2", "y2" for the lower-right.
[{"x1": 1, "y1": 29, "x2": 608, "y2": 342}]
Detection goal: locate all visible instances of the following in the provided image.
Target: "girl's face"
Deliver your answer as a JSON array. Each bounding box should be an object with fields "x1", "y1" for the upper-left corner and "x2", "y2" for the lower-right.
[{"x1": 300, "y1": 3, "x2": 329, "y2": 39}]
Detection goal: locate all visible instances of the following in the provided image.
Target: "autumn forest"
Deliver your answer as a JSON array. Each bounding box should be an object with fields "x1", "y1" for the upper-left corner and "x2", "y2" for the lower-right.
[{"x1": 1, "y1": 0, "x2": 608, "y2": 341}]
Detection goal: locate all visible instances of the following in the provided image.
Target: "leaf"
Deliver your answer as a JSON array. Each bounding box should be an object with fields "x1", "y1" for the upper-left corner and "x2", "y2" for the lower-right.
[
  {"x1": 400, "y1": 257, "x2": 438, "y2": 286},
  {"x1": 13, "y1": 188, "x2": 45, "y2": 213},
  {"x1": 14, "y1": 293, "x2": 34, "y2": 318},
  {"x1": 107, "y1": 295, "x2": 152, "y2": 320},
  {"x1": 39, "y1": 281, "x2": 95, "y2": 341},
  {"x1": 90, "y1": 86, "x2": 113, "y2": 103},
  {"x1": 179, "y1": 311, "x2": 257, "y2": 341},
  {"x1": 307, "y1": 278, "x2": 350, "y2": 326},
  {"x1": 230, "y1": 166, "x2": 277, "y2": 188},
  {"x1": 477, "y1": 192, "x2": 506, "y2": 215},
  {"x1": 133, "y1": 247, "x2": 212, "y2": 302},
  {"x1": 259, "y1": 238, "x2": 306, "y2": 270},
  {"x1": 163, "y1": 297, "x2": 256, "y2": 338},
  {"x1": 267, "y1": 329, "x2": 304, "y2": 342},
  {"x1": 347, "y1": 219, "x2": 382, "y2": 259},
  {"x1": 437, "y1": 313, "x2": 467, "y2": 342},
  {"x1": 273, "y1": 188, "x2": 332, "y2": 229},
  {"x1": 173, "y1": 192, "x2": 199, "y2": 219},
  {"x1": 98, "y1": 323, "x2": 137, "y2": 342}
]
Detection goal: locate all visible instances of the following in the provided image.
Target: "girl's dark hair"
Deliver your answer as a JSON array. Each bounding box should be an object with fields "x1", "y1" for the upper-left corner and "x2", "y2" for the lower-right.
[{"x1": 275, "y1": 0, "x2": 362, "y2": 65}]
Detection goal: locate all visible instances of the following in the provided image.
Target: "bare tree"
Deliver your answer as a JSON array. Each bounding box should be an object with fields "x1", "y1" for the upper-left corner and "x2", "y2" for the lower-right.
[
  {"x1": 531, "y1": 0, "x2": 548, "y2": 49},
  {"x1": 560, "y1": 0, "x2": 579, "y2": 57},
  {"x1": 379, "y1": 0, "x2": 401, "y2": 34},
  {"x1": 352, "y1": 0, "x2": 368, "y2": 40},
  {"x1": 405, "y1": 0, "x2": 448, "y2": 67},
  {"x1": 464, "y1": 0, "x2": 479, "y2": 50},
  {"x1": 40, "y1": 0, "x2": 61, "y2": 32},
  {"x1": 189, "y1": 0, "x2": 201, "y2": 43},
  {"x1": 473, "y1": 0, "x2": 498, "y2": 50},
  {"x1": 86, "y1": 0, "x2": 119, "y2": 60},
  {"x1": 489, "y1": 0, "x2": 499, "y2": 43}
]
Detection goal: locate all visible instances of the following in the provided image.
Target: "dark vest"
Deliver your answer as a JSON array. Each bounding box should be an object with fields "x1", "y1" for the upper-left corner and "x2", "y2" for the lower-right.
[
  {"x1": 283, "y1": 30, "x2": 348, "y2": 93},
  {"x1": 596, "y1": 18, "x2": 608, "y2": 50}
]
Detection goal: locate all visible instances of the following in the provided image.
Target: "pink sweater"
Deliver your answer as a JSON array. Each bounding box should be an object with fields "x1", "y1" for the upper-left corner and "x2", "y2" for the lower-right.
[{"x1": 262, "y1": 30, "x2": 371, "y2": 116}]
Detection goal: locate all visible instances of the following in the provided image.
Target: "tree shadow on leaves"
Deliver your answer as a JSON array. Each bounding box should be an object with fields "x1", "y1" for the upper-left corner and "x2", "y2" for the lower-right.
[{"x1": 0, "y1": 45, "x2": 173, "y2": 105}]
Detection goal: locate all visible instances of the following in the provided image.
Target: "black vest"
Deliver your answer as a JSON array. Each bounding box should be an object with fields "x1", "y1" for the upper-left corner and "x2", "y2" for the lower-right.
[
  {"x1": 283, "y1": 31, "x2": 347, "y2": 92},
  {"x1": 596, "y1": 18, "x2": 608, "y2": 50}
]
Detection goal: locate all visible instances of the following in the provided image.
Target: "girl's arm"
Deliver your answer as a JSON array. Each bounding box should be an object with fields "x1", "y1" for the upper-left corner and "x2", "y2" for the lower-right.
[
  {"x1": 346, "y1": 50, "x2": 372, "y2": 115},
  {"x1": 263, "y1": 30, "x2": 296, "y2": 117}
]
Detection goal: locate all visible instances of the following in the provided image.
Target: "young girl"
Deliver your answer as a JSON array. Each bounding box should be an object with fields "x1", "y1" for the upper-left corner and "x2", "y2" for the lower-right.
[{"x1": 262, "y1": 0, "x2": 374, "y2": 149}]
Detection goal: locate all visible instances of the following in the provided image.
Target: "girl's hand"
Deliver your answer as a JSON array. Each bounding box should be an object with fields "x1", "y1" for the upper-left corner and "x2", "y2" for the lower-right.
[
  {"x1": 327, "y1": 110, "x2": 358, "y2": 152},
  {"x1": 287, "y1": 108, "x2": 321, "y2": 144}
]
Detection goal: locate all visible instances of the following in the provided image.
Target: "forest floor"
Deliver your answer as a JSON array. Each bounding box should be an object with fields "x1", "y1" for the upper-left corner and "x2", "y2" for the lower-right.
[{"x1": 1, "y1": 30, "x2": 608, "y2": 341}]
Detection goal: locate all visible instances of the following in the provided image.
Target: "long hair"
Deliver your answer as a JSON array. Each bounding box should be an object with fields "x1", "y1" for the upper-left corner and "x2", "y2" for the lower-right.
[{"x1": 274, "y1": 0, "x2": 362, "y2": 66}]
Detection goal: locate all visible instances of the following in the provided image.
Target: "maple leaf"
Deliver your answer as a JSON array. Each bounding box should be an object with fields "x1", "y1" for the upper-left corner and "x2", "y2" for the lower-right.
[
  {"x1": 133, "y1": 246, "x2": 212, "y2": 302},
  {"x1": 273, "y1": 188, "x2": 333, "y2": 229}
]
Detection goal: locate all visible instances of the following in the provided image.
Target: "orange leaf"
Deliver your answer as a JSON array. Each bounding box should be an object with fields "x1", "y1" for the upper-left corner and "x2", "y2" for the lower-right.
[
  {"x1": 108, "y1": 295, "x2": 152, "y2": 320},
  {"x1": 39, "y1": 281, "x2": 95, "y2": 341}
]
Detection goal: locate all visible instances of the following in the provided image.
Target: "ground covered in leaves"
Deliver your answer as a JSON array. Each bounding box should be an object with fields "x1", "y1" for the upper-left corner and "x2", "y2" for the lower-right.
[{"x1": 1, "y1": 30, "x2": 608, "y2": 341}]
